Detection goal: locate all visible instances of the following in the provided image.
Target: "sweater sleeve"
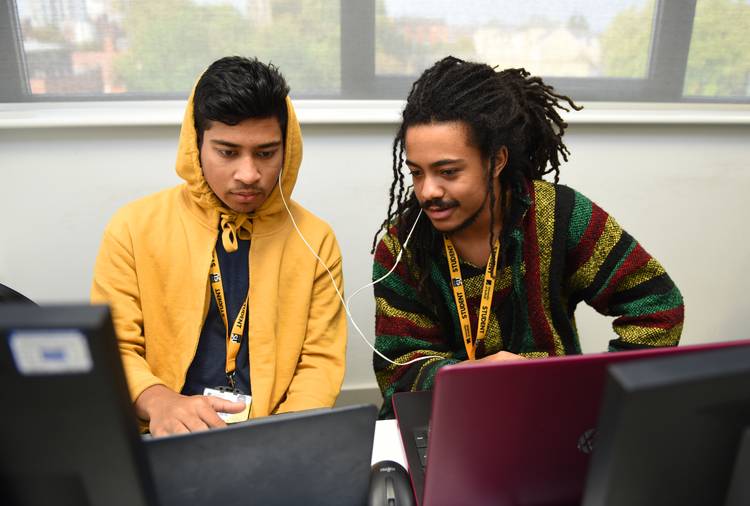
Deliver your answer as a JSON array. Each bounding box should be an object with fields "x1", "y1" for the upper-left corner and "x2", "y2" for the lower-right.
[
  {"x1": 373, "y1": 231, "x2": 460, "y2": 419},
  {"x1": 565, "y1": 190, "x2": 684, "y2": 351}
]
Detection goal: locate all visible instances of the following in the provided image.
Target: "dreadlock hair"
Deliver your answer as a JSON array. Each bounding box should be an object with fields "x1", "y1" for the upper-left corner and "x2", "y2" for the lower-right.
[{"x1": 371, "y1": 56, "x2": 582, "y2": 296}]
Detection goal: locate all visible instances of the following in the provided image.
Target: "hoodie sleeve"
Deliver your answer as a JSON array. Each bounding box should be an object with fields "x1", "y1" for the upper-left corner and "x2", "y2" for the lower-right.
[
  {"x1": 91, "y1": 212, "x2": 166, "y2": 403},
  {"x1": 275, "y1": 228, "x2": 347, "y2": 413}
]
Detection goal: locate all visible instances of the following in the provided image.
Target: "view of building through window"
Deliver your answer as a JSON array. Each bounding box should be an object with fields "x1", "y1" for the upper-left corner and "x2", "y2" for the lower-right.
[
  {"x1": 377, "y1": 0, "x2": 655, "y2": 79},
  {"x1": 16, "y1": 0, "x2": 340, "y2": 97},
  {"x1": 10, "y1": 0, "x2": 750, "y2": 100}
]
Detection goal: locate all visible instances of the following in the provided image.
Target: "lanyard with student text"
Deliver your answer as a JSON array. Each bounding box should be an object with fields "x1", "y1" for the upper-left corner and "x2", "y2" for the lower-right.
[
  {"x1": 209, "y1": 249, "x2": 249, "y2": 388},
  {"x1": 443, "y1": 235, "x2": 501, "y2": 361}
]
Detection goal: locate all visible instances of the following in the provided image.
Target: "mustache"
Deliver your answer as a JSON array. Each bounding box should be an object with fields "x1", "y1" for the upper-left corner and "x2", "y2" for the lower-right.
[
  {"x1": 230, "y1": 186, "x2": 263, "y2": 193},
  {"x1": 421, "y1": 198, "x2": 459, "y2": 210}
]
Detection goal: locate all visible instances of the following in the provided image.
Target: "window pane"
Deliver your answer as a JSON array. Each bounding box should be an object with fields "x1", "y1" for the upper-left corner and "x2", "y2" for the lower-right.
[
  {"x1": 376, "y1": 0, "x2": 655, "y2": 79},
  {"x1": 16, "y1": 0, "x2": 340, "y2": 97},
  {"x1": 684, "y1": 0, "x2": 750, "y2": 99}
]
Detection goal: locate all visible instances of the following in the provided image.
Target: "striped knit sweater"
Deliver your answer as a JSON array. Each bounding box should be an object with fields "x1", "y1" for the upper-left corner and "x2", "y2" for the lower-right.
[{"x1": 373, "y1": 180, "x2": 684, "y2": 419}]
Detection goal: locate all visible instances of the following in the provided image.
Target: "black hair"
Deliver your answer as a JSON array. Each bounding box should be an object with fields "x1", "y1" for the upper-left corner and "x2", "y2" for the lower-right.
[
  {"x1": 193, "y1": 56, "x2": 290, "y2": 146},
  {"x1": 372, "y1": 56, "x2": 582, "y2": 294}
]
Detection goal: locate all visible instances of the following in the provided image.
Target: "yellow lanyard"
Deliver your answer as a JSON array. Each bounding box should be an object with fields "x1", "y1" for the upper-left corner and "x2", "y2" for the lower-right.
[
  {"x1": 209, "y1": 249, "x2": 249, "y2": 387},
  {"x1": 443, "y1": 235, "x2": 501, "y2": 360}
]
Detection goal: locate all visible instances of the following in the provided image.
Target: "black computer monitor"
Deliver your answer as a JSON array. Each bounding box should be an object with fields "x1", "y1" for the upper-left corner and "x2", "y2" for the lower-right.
[
  {"x1": 0, "y1": 304, "x2": 157, "y2": 506},
  {"x1": 582, "y1": 344, "x2": 750, "y2": 506}
]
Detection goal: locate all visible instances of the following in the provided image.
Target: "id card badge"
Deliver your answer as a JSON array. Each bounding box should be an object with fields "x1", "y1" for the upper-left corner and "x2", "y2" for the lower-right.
[{"x1": 204, "y1": 386, "x2": 251, "y2": 424}]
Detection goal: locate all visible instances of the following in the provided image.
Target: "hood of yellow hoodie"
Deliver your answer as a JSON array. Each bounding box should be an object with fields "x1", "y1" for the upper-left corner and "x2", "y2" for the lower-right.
[{"x1": 174, "y1": 87, "x2": 302, "y2": 230}]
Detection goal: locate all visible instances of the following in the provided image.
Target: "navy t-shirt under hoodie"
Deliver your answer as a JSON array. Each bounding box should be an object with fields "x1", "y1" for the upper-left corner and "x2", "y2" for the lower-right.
[{"x1": 182, "y1": 234, "x2": 251, "y2": 396}]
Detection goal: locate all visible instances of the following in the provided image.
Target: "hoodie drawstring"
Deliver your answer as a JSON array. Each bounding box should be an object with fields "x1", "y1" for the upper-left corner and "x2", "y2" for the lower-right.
[{"x1": 220, "y1": 213, "x2": 253, "y2": 253}]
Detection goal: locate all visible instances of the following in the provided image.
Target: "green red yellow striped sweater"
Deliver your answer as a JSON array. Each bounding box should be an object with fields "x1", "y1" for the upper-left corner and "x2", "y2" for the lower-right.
[{"x1": 373, "y1": 180, "x2": 684, "y2": 419}]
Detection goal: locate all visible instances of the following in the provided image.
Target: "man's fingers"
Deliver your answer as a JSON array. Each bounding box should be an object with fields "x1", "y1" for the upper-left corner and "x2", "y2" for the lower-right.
[
  {"x1": 488, "y1": 351, "x2": 526, "y2": 362},
  {"x1": 151, "y1": 420, "x2": 190, "y2": 438},
  {"x1": 170, "y1": 421, "x2": 191, "y2": 436},
  {"x1": 197, "y1": 403, "x2": 229, "y2": 429},
  {"x1": 183, "y1": 415, "x2": 212, "y2": 433},
  {"x1": 206, "y1": 396, "x2": 247, "y2": 414},
  {"x1": 147, "y1": 394, "x2": 246, "y2": 436}
]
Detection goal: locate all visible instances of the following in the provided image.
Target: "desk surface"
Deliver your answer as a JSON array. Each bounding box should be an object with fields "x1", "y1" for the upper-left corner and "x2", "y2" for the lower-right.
[{"x1": 371, "y1": 419, "x2": 407, "y2": 468}]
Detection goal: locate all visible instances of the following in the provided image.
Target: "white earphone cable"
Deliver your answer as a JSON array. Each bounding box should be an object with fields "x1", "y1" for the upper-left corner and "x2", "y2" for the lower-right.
[{"x1": 276, "y1": 168, "x2": 445, "y2": 367}]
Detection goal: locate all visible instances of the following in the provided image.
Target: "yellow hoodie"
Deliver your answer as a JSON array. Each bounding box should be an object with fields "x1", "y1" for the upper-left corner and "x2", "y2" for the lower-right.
[{"x1": 91, "y1": 93, "x2": 346, "y2": 418}]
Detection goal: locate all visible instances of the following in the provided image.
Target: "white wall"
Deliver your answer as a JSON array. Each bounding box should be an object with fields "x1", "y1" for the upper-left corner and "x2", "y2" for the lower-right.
[{"x1": 1, "y1": 120, "x2": 749, "y2": 395}]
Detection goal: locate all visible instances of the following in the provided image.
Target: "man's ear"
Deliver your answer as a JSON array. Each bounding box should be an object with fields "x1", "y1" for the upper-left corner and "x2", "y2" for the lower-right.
[{"x1": 493, "y1": 146, "x2": 509, "y2": 178}]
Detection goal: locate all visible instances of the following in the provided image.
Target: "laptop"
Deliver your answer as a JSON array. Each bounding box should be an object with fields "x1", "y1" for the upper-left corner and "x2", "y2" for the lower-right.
[
  {"x1": 393, "y1": 340, "x2": 750, "y2": 506},
  {"x1": 145, "y1": 403, "x2": 378, "y2": 506}
]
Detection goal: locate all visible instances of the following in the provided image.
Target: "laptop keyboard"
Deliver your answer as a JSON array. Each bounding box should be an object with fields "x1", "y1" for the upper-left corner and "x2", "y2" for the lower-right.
[{"x1": 413, "y1": 425, "x2": 429, "y2": 469}]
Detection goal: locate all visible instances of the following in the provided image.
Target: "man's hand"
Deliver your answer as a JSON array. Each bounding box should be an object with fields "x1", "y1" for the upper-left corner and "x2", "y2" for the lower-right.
[
  {"x1": 134, "y1": 384, "x2": 247, "y2": 437},
  {"x1": 473, "y1": 351, "x2": 527, "y2": 363}
]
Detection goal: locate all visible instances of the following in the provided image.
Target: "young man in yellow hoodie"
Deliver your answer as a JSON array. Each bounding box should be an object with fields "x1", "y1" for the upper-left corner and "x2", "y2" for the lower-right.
[{"x1": 92, "y1": 56, "x2": 347, "y2": 436}]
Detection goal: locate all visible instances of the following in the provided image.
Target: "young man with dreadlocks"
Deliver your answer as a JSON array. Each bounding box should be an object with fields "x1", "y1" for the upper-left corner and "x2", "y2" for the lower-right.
[{"x1": 371, "y1": 56, "x2": 684, "y2": 418}]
